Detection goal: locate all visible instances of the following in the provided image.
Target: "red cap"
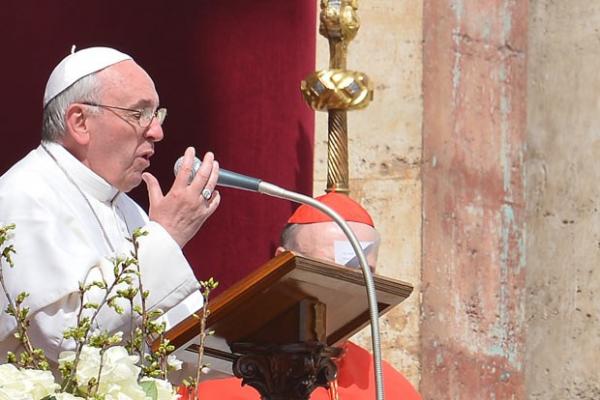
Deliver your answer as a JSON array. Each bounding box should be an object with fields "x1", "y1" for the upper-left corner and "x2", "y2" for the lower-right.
[{"x1": 288, "y1": 192, "x2": 374, "y2": 227}]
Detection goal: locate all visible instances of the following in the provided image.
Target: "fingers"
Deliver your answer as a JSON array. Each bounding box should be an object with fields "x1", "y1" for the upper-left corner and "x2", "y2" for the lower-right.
[
  {"x1": 148, "y1": 149, "x2": 221, "y2": 248},
  {"x1": 173, "y1": 146, "x2": 197, "y2": 188},
  {"x1": 203, "y1": 160, "x2": 219, "y2": 195},
  {"x1": 142, "y1": 172, "x2": 164, "y2": 205},
  {"x1": 190, "y1": 151, "x2": 216, "y2": 191}
]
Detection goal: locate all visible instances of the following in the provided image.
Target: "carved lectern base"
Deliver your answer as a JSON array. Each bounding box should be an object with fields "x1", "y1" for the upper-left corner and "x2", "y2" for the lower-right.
[{"x1": 231, "y1": 342, "x2": 342, "y2": 400}]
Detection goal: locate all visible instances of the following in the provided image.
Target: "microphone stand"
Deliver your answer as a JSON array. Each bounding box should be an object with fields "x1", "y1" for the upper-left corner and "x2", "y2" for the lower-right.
[{"x1": 258, "y1": 182, "x2": 385, "y2": 400}]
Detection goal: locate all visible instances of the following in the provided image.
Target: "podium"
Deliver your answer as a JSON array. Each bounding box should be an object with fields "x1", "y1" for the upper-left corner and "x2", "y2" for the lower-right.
[{"x1": 160, "y1": 251, "x2": 413, "y2": 399}]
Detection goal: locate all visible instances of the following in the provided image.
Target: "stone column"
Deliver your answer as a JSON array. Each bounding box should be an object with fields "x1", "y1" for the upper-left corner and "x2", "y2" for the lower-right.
[{"x1": 421, "y1": 1, "x2": 528, "y2": 398}]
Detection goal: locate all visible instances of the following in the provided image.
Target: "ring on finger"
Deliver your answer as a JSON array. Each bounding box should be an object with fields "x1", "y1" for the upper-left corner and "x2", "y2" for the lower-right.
[{"x1": 201, "y1": 188, "x2": 212, "y2": 200}]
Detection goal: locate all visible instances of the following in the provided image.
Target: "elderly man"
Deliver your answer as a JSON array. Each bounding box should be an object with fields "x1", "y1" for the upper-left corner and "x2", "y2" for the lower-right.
[
  {"x1": 194, "y1": 192, "x2": 421, "y2": 400},
  {"x1": 0, "y1": 47, "x2": 219, "y2": 363}
]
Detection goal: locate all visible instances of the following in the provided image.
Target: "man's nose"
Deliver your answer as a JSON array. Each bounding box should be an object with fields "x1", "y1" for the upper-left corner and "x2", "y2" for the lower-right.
[{"x1": 145, "y1": 119, "x2": 164, "y2": 142}]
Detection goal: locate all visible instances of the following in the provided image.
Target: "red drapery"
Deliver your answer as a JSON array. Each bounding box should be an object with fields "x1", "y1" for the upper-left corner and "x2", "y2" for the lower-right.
[{"x1": 0, "y1": 1, "x2": 316, "y2": 292}]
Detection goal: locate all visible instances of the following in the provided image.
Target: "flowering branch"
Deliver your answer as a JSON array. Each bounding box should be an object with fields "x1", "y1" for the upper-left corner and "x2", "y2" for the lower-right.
[
  {"x1": 0, "y1": 223, "x2": 49, "y2": 371},
  {"x1": 195, "y1": 278, "x2": 218, "y2": 388},
  {"x1": 60, "y1": 253, "x2": 138, "y2": 393},
  {"x1": 122, "y1": 228, "x2": 148, "y2": 362},
  {"x1": 180, "y1": 277, "x2": 219, "y2": 399}
]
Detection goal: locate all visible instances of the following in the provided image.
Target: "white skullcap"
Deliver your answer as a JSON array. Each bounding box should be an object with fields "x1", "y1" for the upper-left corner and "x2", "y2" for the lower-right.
[{"x1": 43, "y1": 46, "x2": 132, "y2": 107}]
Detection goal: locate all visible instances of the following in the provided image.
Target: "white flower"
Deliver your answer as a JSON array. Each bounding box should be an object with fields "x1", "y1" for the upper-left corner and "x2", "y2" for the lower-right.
[
  {"x1": 0, "y1": 364, "x2": 58, "y2": 400},
  {"x1": 140, "y1": 377, "x2": 180, "y2": 400},
  {"x1": 166, "y1": 354, "x2": 182, "y2": 371},
  {"x1": 102, "y1": 380, "x2": 148, "y2": 400},
  {"x1": 52, "y1": 393, "x2": 86, "y2": 400},
  {"x1": 0, "y1": 364, "x2": 28, "y2": 392},
  {"x1": 59, "y1": 345, "x2": 146, "y2": 399},
  {"x1": 99, "y1": 346, "x2": 141, "y2": 385},
  {"x1": 20, "y1": 368, "x2": 60, "y2": 400},
  {"x1": 59, "y1": 345, "x2": 101, "y2": 389},
  {"x1": 0, "y1": 387, "x2": 32, "y2": 400}
]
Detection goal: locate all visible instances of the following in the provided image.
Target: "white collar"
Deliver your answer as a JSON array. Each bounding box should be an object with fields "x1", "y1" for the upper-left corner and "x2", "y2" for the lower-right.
[{"x1": 40, "y1": 141, "x2": 120, "y2": 203}]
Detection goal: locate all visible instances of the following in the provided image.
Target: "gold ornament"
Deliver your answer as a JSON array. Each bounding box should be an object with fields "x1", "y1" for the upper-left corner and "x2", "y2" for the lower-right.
[
  {"x1": 301, "y1": 69, "x2": 373, "y2": 111},
  {"x1": 301, "y1": 0, "x2": 374, "y2": 194}
]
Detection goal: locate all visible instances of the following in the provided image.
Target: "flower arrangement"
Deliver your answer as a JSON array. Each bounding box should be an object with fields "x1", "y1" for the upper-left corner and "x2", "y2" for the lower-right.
[{"x1": 0, "y1": 224, "x2": 217, "y2": 400}]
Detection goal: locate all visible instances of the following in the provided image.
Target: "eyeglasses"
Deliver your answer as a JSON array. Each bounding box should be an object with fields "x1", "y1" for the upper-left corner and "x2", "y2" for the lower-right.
[{"x1": 81, "y1": 102, "x2": 167, "y2": 128}]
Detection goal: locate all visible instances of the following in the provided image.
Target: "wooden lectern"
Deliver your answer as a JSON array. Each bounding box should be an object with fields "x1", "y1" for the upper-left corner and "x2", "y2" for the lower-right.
[{"x1": 160, "y1": 251, "x2": 412, "y2": 399}]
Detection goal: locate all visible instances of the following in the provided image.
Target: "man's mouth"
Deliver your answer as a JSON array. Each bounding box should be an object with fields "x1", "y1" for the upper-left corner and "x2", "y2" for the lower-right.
[{"x1": 140, "y1": 150, "x2": 154, "y2": 161}]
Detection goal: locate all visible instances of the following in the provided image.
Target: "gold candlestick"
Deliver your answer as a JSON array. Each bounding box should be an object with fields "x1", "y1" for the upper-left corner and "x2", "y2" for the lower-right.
[{"x1": 301, "y1": 0, "x2": 373, "y2": 194}]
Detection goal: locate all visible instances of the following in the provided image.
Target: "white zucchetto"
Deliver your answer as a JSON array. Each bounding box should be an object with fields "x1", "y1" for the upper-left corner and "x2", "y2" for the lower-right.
[{"x1": 43, "y1": 46, "x2": 132, "y2": 107}]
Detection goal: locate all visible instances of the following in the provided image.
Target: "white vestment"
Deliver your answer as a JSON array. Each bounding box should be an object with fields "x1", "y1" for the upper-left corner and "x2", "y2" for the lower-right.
[{"x1": 0, "y1": 142, "x2": 201, "y2": 363}]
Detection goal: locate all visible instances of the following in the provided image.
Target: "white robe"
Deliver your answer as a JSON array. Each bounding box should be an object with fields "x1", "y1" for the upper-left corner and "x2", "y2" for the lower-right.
[{"x1": 0, "y1": 142, "x2": 201, "y2": 363}]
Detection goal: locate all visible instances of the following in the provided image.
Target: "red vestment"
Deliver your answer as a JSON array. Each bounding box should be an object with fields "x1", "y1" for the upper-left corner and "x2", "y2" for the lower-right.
[{"x1": 188, "y1": 341, "x2": 421, "y2": 399}]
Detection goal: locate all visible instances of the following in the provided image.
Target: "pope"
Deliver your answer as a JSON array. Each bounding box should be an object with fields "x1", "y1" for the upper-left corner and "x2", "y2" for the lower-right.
[{"x1": 0, "y1": 47, "x2": 219, "y2": 364}]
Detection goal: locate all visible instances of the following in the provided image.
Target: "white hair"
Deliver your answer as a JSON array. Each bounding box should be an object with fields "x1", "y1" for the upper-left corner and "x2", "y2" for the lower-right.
[
  {"x1": 41, "y1": 74, "x2": 102, "y2": 142},
  {"x1": 280, "y1": 222, "x2": 381, "y2": 254},
  {"x1": 280, "y1": 223, "x2": 305, "y2": 251}
]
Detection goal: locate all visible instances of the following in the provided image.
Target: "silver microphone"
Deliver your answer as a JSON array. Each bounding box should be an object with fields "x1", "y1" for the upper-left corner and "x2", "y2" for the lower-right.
[{"x1": 173, "y1": 156, "x2": 261, "y2": 192}]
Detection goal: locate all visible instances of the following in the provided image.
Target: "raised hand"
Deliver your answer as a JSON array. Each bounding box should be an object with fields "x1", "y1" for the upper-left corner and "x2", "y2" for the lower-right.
[{"x1": 142, "y1": 147, "x2": 221, "y2": 248}]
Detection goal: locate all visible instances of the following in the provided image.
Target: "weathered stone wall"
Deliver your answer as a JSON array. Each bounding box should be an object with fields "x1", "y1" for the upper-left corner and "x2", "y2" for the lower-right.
[
  {"x1": 526, "y1": 2, "x2": 600, "y2": 398},
  {"x1": 420, "y1": 1, "x2": 528, "y2": 398},
  {"x1": 313, "y1": 0, "x2": 424, "y2": 388}
]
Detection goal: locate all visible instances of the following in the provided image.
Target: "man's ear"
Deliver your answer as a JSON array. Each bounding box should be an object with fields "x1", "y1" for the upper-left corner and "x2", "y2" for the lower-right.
[
  {"x1": 275, "y1": 246, "x2": 287, "y2": 257},
  {"x1": 64, "y1": 103, "x2": 90, "y2": 146}
]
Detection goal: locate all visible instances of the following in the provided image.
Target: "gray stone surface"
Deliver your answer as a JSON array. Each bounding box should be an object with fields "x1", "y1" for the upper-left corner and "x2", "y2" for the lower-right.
[{"x1": 527, "y1": 1, "x2": 600, "y2": 398}]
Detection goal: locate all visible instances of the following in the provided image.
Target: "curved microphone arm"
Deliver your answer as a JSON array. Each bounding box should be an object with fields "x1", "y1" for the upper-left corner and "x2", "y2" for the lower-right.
[{"x1": 258, "y1": 182, "x2": 385, "y2": 400}]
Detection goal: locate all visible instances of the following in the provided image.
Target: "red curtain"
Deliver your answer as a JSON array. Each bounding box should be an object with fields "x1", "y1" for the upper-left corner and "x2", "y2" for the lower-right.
[{"x1": 0, "y1": 1, "x2": 316, "y2": 292}]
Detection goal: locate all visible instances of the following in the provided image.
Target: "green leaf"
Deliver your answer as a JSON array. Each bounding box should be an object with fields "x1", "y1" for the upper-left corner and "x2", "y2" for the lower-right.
[
  {"x1": 16, "y1": 291, "x2": 29, "y2": 304},
  {"x1": 140, "y1": 380, "x2": 159, "y2": 400}
]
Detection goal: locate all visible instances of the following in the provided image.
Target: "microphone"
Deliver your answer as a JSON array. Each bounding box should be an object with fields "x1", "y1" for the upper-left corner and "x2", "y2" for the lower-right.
[{"x1": 173, "y1": 156, "x2": 261, "y2": 192}]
